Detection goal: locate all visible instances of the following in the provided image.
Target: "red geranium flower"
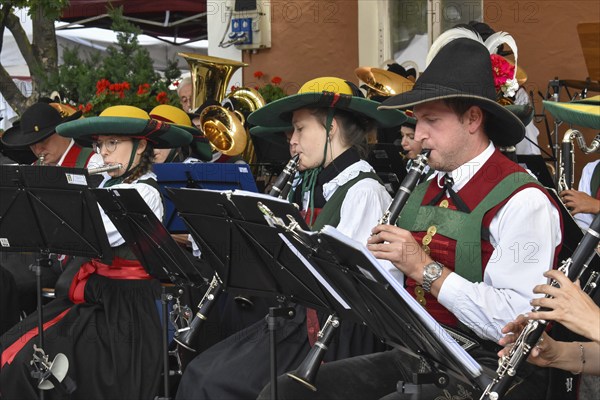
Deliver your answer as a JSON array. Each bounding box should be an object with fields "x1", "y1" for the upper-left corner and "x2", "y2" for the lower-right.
[
  {"x1": 271, "y1": 76, "x2": 282, "y2": 85},
  {"x1": 156, "y1": 91, "x2": 169, "y2": 104},
  {"x1": 254, "y1": 71, "x2": 264, "y2": 79}
]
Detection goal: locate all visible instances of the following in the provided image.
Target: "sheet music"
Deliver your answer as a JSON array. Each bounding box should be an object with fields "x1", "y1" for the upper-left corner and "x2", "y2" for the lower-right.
[
  {"x1": 278, "y1": 233, "x2": 351, "y2": 310},
  {"x1": 231, "y1": 189, "x2": 291, "y2": 204},
  {"x1": 320, "y1": 225, "x2": 483, "y2": 377}
]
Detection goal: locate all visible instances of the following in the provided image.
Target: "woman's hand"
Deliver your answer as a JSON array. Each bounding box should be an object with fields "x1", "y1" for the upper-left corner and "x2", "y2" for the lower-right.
[
  {"x1": 498, "y1": 315, "x2": 559, "y2": 368},
  {"x1": 527, "y1": 269, "x2": 600, "y2": 342}
]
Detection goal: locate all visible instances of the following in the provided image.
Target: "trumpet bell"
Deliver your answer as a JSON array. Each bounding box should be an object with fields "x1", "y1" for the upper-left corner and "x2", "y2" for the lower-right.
[
  {"x1": 199, "y1": 106, "x2": 247, "y2": 156},
  {"x1": 355, "y1": 67, "x2": 415, "y2": 98}
]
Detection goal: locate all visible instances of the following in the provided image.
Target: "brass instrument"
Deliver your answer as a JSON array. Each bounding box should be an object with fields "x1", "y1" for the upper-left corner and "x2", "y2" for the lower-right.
[
  {"x1": 179, "y1": 53, "x2": 264, "y2": 161},
  {"x1": 480, "y1": 213, "x2": 600, "y2": 400},
  {"x1": 87, "y1": 164, "x2": 122, "y2": 175},
  {"x1": 557, "y1": 129, "x2": 600, "y2": 191},
  {"x1": 355, "y1": 67, "x2": 415, "y2": 99}
]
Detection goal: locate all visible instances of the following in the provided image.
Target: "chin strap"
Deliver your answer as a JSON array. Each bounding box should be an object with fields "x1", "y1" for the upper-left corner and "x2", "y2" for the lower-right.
[{"x1": 103, "y1": 140, "x2": 140, "y2": 187}]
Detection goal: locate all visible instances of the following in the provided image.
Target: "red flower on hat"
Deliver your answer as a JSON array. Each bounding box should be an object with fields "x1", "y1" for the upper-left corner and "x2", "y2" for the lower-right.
[{"x1": 490, "y1": 54, "x2": 518, "y2": 98}]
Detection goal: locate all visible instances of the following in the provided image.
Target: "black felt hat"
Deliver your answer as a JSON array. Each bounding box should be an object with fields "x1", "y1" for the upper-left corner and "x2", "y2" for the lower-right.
[
  {"x1": 379, "y1": 38, "x2": 525, "y2": 146},
  {"x1": 1, "y1": 102, "x2": 82, "y2": 147}
]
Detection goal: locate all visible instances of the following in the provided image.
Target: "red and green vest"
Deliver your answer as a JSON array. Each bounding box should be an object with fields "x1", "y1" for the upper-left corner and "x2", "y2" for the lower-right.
[{"x1": 397, "y1": 149, "x2": 563, "y2": 327}]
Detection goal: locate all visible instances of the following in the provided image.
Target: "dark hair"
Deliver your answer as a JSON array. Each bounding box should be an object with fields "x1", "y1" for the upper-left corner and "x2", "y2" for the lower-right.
[
  {"x1": 308, "y1": 107, "x2": 375, "y2": 158},
  {"x1": 442, "y1": 98, "x2": 492, "y2": 134},
  {"x1": 124, "y1": 141, "x2": 155, "y2": 183}
]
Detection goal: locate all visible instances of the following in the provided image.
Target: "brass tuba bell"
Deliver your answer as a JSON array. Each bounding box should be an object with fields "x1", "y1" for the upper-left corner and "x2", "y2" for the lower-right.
[
  {"x1": 179, "y1": 53, "x2": 260, "y2": 158},
  {"x1": 355, "y1": 67, "x2": 415, "y2": 99}
]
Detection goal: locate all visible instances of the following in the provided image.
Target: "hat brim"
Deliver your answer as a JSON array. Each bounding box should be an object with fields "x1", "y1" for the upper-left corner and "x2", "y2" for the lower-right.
[
  {"x1": 249, "y1": 125, "x2": 293, "y2": 136},
  {"x1": 379, "y1": 86, "x2": 525, "y2": 146},
  {"x1": 543, "y1": 100, "x2": 600, "y2": 130},
  {"x1": 248, "y1": 93, "x2": 406, "y2": 128},
  {"x1": 1, "y1": 111, "x2": 82, "y2": 147},
  {"x1": 56, "y1": 116, "x2": 192, "y2": 149}
]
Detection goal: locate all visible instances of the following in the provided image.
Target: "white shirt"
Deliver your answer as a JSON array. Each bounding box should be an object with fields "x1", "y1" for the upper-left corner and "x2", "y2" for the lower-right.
[
  {"x1": 317, "y1": 160, "x2": 392, "y2": 243},
  {"x1": 574, "y1": 160, "x2": 600, "y2": 230},
  {"x1": 427, "y1": 142, "x2": 562, "y2": 341},
  {"x1": 514, "y1": 88, "x2": 541, "y2": 155},
  {"x1": 98, "y1": 171, "x2": 163, "y2": 247}
]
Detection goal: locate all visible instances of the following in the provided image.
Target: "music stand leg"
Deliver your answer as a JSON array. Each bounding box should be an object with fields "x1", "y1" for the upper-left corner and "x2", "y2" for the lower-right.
[
  {"x1": 156, "y1": 287, "x2": 173, "y2": 400},
  {"x1": 29, "y1": 255, "x2": 53, "y2": 400},
  {"x1": 267, "y1": 306, "x2": 296, "y2": 400}
]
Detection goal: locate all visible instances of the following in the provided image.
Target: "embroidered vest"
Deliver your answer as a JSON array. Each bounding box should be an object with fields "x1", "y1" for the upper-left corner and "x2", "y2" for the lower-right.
[
  {"x1": 61, "y1": 145, "x2": 95, "y2": 168},
  {"x1": 397, "y1": 150, "x2": 562, "y2": 326},
  {"x1": 311, "y1": 172, "x2": 382, "y2": 231}
]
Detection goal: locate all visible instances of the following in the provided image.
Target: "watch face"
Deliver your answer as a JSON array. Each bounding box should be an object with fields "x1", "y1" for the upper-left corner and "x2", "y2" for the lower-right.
[{"x1": 425, "y1": 263, "x2": 441, "y2": 276}]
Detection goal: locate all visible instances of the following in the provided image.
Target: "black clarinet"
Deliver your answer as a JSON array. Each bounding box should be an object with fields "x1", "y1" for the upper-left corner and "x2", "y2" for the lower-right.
[
  {"x1": 269, "y1": 154, "x2": 300, "y2": 199},
  {"x1": 174, "y1": 155, "x2": 300, "y2": 353},
  {"x1": 379, "y1": 150, "x2": 430, "y2": 225},
  {"x1": 480, "y1": 212, "x2": 600, "y2": 400}
]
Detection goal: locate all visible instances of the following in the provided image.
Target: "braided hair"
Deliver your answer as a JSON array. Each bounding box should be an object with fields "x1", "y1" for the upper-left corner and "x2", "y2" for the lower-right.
[{"x1": 124, "y1": 142, "x2": 155, "y2": 184}]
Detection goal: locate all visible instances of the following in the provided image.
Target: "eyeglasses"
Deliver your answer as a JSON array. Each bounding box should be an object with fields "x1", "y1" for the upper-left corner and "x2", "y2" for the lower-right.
[{"x1": 92, "y1": 139, "x2": 130, "y2": 154}]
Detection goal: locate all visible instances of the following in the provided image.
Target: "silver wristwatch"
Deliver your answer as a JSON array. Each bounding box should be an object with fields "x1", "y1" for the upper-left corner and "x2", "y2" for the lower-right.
[{"x1": 422, "y1": 262, "x2": 444, "y2": 293}]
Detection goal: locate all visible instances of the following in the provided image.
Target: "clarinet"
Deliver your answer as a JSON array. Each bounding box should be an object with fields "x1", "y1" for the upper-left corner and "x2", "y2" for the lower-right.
[
  {"x1": 269, "y1": 154, "x2": 300, "y2": 198},
  {"x1": 379, "y1": 150, "x2": 431, "y2": 225},
  {"x1": 480, "y1": 213, "x2": 600, "y2": 400},
  {"x1": 173, "y1": 155, "x2": 300, "y2": 353},
  {"x1": 287, "y1": 151, "x2": 431, "y2": 391}
]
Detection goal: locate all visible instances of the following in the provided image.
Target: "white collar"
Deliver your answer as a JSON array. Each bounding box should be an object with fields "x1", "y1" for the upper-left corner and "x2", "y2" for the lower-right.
[
  {"x1": 322, "y1": 160, "x2": 374, "y2": 200},
  {"x1": 56, "y1": 139, "x2": 76, "y2": 166}
]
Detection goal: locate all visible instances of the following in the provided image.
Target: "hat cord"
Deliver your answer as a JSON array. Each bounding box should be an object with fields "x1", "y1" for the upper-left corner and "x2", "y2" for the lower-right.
[{"x1": 103, "y1": 141, "x2": 140, "y2": 187}]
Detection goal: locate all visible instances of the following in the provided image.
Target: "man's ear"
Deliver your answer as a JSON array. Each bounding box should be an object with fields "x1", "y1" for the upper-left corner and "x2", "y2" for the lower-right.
[{"x1": 466, "y1": 106, "x2": 484, "y2": 133}]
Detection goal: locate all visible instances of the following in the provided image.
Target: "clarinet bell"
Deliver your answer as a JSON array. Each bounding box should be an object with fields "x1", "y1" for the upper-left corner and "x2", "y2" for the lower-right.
[
  {"x1": 36, "y1": 353, "x2": 70, "y2": 390},
  {"x1": 234, "y1": 295, "x2": 254, "y2": 310}
]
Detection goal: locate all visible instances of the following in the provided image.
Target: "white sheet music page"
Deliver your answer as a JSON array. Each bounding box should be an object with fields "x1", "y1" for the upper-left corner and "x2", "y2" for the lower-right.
[{"x1": 320, "y1": 225, "x2": 483, "y2": 377}]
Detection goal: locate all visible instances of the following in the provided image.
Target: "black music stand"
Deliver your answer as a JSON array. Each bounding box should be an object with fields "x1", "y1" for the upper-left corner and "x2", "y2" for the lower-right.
[
  {"x1": 90, "y1": 187, "x2": 211, "y2": 400},
  {"x1": 167, "y1": 188, "x2": 358, "y2": 398},
  {"x1": 153, "y1": 162, "x2": 258, "y2": 233},
  {"x1": 276, "y1": 223, "x2": 491, "y2": 396},
  {"x1": 167, "y1": 188, "x2": 350, "y2": 313},
  {"x1": 0, "y1": 165, "x2": 112, "y2": 396}
]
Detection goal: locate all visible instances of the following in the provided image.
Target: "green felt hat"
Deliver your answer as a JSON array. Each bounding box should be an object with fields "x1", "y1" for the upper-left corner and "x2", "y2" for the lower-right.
[
  {"x1": 248, "y1": 77, "x2": 406, "y2": 128},
  {"x1": 57, "y1": 105, "x2": 193, "y2": 149},
  {"x1": 543, "y1": 96, "x2": 600, "y2": 129}
]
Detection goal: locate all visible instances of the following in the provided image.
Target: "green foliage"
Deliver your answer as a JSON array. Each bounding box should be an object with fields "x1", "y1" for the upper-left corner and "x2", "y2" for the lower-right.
[
  {"x1": 42, "y1": 6, "x2": 181, "y2": 114},
  {"x1": 9, "y1": 0, "x2": 70, "y2": 20}
]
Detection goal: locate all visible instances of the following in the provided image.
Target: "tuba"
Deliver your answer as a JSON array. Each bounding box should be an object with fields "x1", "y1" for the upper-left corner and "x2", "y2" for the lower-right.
[
  {"x1": 179, "y1": 53, "x2": 265, "y2": 161},
  {"x1": 355, "y1": 67, "x2": 415, "y2": 99},
  {"x1": 557, "y1": 129, "x2": 600, "y2": 191}
]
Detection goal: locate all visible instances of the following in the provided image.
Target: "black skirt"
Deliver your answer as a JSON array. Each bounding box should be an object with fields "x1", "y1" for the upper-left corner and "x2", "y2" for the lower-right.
[
  {"x1": 0, "y1": 274, "x2": 163, "y2": 400},
  {"x1": 176, "y1": 305, "x2": 386, "y2": 400}
]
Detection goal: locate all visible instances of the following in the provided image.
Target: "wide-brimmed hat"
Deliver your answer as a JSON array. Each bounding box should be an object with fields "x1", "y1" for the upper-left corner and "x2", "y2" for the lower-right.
[
  {"x1": 543, "y1": 96, "x2": 600, "y2": 130},
  {"x1": 248, "y1": 77, "x2": 407, "y2": 128},
  {"x1": 379, "y1": 37, "x2": 525, "y2": 146},
  {"x1": 149, "y1": 104, "x2": 212, "y2": 160},
  {"x1": 57, "y1": 105, "x2": 192, "y2": 149},
  {"x1": 1, "y1": 102, "x2": 82, "y2": 147}
]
